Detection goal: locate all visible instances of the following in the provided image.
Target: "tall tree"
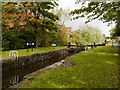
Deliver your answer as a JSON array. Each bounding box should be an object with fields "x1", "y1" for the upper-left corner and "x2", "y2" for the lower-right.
[
  {"x1": 70, "y1": 1, "x2": 120, "y2": 25},
  {"x1": 70, "y1": 31, "x2": 83, "y2": 45},
  {"x1": 76, "y1": 25, "x2": 105, "y2": 45},
  {"x1": 2, "y1": 2, "x2": 59, "y2": 48},
  {"x1": 52, "y1": 8, "x2": 70, "y2": 28},
  {"x1": 52, "y1": 8, "x2": 71, "y2": 44}
]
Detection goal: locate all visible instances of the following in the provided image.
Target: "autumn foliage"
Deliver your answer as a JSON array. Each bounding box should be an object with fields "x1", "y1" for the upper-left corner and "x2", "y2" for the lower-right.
[{"x1": 2, "y1": 2, "x2": 59, "y2": 49}]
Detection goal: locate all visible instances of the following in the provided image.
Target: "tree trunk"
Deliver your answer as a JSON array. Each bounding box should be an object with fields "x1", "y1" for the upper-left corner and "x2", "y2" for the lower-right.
[
  {"x1": 45, "y1": 34, "x2": 48, "y2": 47},
  {"x1": 36, "y1": 33, "x2": 38, "y2": 48}
]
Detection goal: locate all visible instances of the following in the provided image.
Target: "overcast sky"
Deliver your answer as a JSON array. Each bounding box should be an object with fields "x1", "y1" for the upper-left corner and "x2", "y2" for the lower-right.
[{"x1": 56, "y1": 0, "x2": 116, "y2": 37}]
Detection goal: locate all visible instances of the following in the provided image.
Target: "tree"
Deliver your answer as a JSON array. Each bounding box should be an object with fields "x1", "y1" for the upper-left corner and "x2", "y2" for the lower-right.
[
  {"x1": 76, "y1": 24, "x2": 105, "y2": 45},
  {"x1": 52, "y1": 8, "x2": 70, "y2": 29},
  {"x1": 70, "y1": 1, "x2": 120, "y2": 25},
  {"x1": 2, "y1": 27, "x2": 36, "y2": 50},
  {"x1": 52, "y1": 8, "x2": 71, "y2": 44},
  {"x1": 70, "y1": 31, "x2": 83, "y2": 45},
  {"x1": 70, "y1": 1, "x2": 120, "y2": 38},
  {"x1": 113, "y1": 18, "x2": 120, "y2": 36},
  {"x1": 2, "y1": 2, "x2": 59, "y2": 48},
  {"x1": 38, "y1": 25, "x2": 59, "y2": 47},
  {"x1": 56, "y1": 25, "x2": 69, "y2": 45},
  {"x1": 110, "y1": 25, "x2": 120, "y2": 39}
]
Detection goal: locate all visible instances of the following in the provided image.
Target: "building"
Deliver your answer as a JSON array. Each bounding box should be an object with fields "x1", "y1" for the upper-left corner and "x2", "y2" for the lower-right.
[
  {"x1": 58, "y1": 25, "x2": 71, "y2": 33},
  {"x1": 3, "y1": 21, "x2": 27, "y2": 31},
  {"x1": 66, "y1": 27, "x2": 71, "y2": 33}
]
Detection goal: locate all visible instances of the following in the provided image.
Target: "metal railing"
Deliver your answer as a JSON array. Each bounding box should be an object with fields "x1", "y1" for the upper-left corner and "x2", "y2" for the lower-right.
[{"x1": 9, "y1": 50, "x2": 18, "y2": 60}]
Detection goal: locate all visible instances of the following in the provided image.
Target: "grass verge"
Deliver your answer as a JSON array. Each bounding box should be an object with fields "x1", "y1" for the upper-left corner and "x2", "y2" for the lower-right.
[
  {"x1": 2, "y1": 46, "x2": 67, "y2": 59},
  {"x1": 11, "y1": 46, "x2": 118, "y2": 88}
]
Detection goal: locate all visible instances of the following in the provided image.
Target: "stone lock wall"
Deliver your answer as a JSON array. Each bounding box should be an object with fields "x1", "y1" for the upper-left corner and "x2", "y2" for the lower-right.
[{"x1": 2, "y1": 47, "x2": 84, "y2": 71}]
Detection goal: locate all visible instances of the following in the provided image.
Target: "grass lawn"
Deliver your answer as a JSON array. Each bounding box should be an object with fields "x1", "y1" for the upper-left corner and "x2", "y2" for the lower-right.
[
  {"x1": 118, "y1": 41, "x2": 120, "y2": 44},
  {"x1": 12, "y1": 46, "x2": 118, "y2": 88},
  {"x1": 2, "y1": 46, "x2": 67, "y2": 59}
]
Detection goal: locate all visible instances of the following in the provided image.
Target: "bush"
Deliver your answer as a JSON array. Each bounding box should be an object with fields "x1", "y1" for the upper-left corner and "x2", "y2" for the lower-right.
[{"x1": 2, "y1": 30, "x2": 36, "y2": 51}]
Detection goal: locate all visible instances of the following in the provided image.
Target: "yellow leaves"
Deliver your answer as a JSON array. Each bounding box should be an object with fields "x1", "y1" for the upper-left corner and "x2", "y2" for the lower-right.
[
  {"x1": 40, "y1": 19, "x2": 43, "y2": 22},
  {"x1": 2, "y1": 3, "x2": 5, "y2": 6},
  {"x1": 4, "y1": 6, "x2": 9, "y2": 9},
  {"x1": 25, "y1": 3, "x2": 31, "y2": 6},
  {"x1": 45, "y1": 29, "x2": 50, "y2": 33},
  {"x1": 29, "y1": 19, "x2": 32, "y2": 21},
  {"x1": 21, "y1": 8, "x2": 26, "y2": 11},
  {"x1": 36, "y1": 19, "x2": 43, "y2": 24},
  {"x1": 30, "y1": 14, "x2": 34, "y2": 17},
  {"x1": 37, "y1": 20, "x2": 39, "y2": 22},
  {"x1": 33, "y1": 3, "x2": 37, "y2": 6},
  {"x1": 51, "y1": 30, "x2": 56, "y2": 33},
  {"x1": 2, "y1": 2, "x2": 8, "y2": 6}
]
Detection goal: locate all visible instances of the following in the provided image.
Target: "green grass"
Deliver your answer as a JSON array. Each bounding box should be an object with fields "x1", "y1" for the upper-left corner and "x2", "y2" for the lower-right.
[
  {"x1": 2, "y1": 46, "x2": 67, "y2": 59},
  {"x1": 118, "y1": 41, "x2": 120, "y2": 44},
  {"x1": 12, "y1": 46, "x2": 118, "y2": 88}
]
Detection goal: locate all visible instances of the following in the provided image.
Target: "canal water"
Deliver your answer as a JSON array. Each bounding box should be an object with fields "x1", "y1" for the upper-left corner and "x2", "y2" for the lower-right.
[{"x1": 2, "y1": 58, "x2": 61, "y2": 88}]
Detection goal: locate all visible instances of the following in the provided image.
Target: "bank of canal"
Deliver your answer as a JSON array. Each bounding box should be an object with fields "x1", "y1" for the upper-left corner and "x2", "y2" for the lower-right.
[
  {"x1": 11, "y1": 46, "x2": 118, "y2": 88},
  {"x1": 2, "y1": 47, "x2": 84, "y2": 89}
]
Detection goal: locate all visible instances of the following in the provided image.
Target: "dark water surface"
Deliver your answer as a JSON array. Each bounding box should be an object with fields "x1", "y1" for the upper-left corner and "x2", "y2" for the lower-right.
[{"x1": 2, "y1": 58, "x2": 60, "y2": 89}]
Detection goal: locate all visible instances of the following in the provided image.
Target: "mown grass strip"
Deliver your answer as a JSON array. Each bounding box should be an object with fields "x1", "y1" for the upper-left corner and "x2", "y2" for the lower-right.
[
  {"x1": 12, "y1": 46, "x2": 118, "y2": 88},
  {"x1": 2, "y1": 46, "x2": 67, "y2": 59}
]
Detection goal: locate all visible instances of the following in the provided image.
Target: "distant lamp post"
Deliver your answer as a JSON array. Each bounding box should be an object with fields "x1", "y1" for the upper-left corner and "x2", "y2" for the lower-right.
[
  {"x1": 105, "y1": 39, "x2": 107, "y2": 43},
  {"x1": 105, "y1": 39, "x2": 107, "y2": 46},
  {"x1": 26, "y1": 43, "x2": 29, "y2": 52},
  {"x1": 32, "y1": 43, "x2": 34, "y2": 51},
  {"x1": 68, "y1": 42, "x2": 71, "y2": 48},
  {"x1": 94, "y1": 42, "x2": 96, "y2": 48},
  {"x1": 26, "y1": 43, "x2": 34, "y2": 52}
]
